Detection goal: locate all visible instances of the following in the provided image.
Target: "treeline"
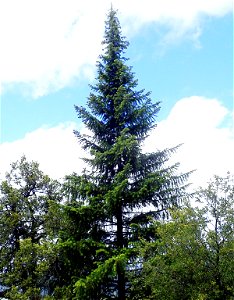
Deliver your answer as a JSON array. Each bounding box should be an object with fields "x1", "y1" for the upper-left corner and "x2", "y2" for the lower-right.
[
  {"x1": 0, "y1": 157, "x2": 233, "y2": 300},
  {"x1": 1, "y1": 8, "x2": 233, "y2": 300}
]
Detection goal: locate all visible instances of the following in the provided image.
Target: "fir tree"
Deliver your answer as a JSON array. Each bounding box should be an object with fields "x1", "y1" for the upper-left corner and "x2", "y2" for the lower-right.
[{"x1": 62, "y1": 8, "x2": 188, "y2": 299}]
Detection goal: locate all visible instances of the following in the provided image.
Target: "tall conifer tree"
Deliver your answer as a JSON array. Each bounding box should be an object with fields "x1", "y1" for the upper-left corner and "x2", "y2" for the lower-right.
[{"x1": 62, "y1": 7, "x2": 188, "y2": 299}]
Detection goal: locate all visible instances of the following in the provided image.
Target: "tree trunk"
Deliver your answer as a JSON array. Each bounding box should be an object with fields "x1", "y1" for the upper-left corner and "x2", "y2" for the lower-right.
[{"x1": 116, "y1": 203, "x2": 125, "y2": 300}]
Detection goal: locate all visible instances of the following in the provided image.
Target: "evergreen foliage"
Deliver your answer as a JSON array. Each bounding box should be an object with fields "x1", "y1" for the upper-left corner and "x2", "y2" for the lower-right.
[{"x1": 59, "y1": 7, "x2": 189, "y2": 299}]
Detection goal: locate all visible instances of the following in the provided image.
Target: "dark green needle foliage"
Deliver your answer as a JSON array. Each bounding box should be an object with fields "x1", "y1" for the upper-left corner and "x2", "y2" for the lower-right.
[{"x1": 61, "y1": 7, "x2": 189, "y2": 300}]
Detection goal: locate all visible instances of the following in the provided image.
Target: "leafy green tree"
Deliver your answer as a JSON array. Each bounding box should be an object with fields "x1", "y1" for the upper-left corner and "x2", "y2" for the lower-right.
[
  {"x1": 0, "y1": 156, "x2": 62, "y2": 299},
  {"x1": 197, "y1": 173, "x2": 234, "y2": 299},
  {"x1": 131, "y1": 174, "x2": 234, "y2": 300},
  {"x1": 59, "y1": 8, "x2": 188, "y2": 299},
  {"x1": 130, "y1": 206, "x2": 209, "y2": 300}
]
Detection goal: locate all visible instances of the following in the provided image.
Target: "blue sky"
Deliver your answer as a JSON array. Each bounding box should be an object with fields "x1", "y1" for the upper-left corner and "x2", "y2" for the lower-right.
[{"x1": 0, "y1": 0, "x2": 233, "y2": 188}]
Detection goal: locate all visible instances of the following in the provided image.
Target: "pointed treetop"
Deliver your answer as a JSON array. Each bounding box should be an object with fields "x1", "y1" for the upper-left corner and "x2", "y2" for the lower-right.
[{"x1": 102, "y1": 6, "x2": 129, "y2": 55}]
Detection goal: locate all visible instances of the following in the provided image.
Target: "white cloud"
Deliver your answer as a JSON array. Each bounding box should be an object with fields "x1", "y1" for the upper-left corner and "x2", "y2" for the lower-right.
[
  {"x1": 143, "y1": 96, "x2": 234, "y2": 189},
  {"x1": 1, "y1": 96, "x2": 233, "y2": 189},
  {"x1": 0, "y1": 123, "x2": 86, "y2": 180},
  {"x1": 0, "y1": 0, "x2": 232, "y2": 97}
]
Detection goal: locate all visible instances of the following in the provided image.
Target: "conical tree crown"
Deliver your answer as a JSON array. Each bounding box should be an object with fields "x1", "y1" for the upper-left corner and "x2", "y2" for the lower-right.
[
  {"x1": 75, "y1": 9, "x2": 160, "y2": 153},
  {"x1": 70, "y1": 7, "x2": 189, "y2": 299}
]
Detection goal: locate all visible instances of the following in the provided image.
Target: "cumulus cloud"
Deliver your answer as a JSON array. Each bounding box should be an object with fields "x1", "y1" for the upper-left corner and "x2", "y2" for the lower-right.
[
  {"x1": 0, "y1": 96, "x2": 233, "y2": 189},
  {"x1": 0, "y1": 0, "x2": 232, "y2": 97},
  {"x1": 143, "y1": 96, "x2": 234, "y2": 188},
  {"x1": 0, "y1": 123, "x2": 86, "y2": 180}
]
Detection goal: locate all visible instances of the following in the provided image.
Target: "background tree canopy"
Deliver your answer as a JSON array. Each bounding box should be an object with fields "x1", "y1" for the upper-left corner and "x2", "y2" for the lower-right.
[{"x1": 130, "y1": 173, "x2": 234, "y2": 300}]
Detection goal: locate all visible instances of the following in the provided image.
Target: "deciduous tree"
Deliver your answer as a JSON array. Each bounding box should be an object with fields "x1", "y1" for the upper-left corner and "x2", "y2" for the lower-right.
[
  {"x1": 131, "y1": 174, "x2": 234, "y2": 300},
  {"x1": 0, "y1": 156, "x2": 61, "y2": 299}
]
